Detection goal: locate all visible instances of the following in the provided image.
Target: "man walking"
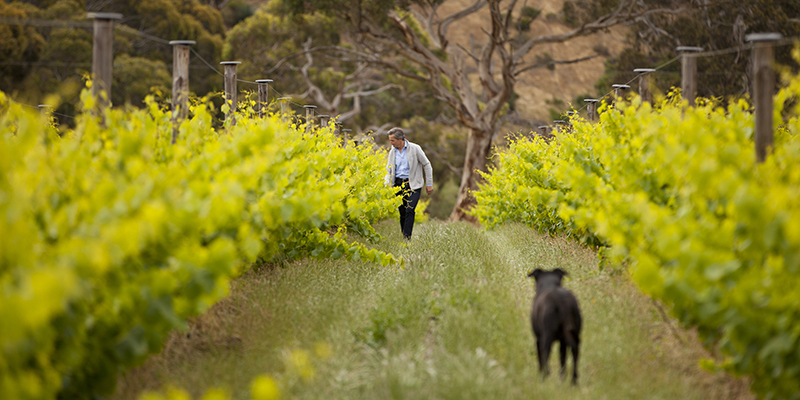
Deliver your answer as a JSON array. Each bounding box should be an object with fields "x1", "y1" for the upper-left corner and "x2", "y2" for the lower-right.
[{"x1": 385, "y1": 127, "x2": 434, "y2": 240}]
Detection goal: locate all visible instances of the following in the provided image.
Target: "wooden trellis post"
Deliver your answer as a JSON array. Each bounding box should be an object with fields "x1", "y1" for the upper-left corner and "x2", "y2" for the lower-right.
[
  {"x1": 538, "y1": 126, "x2": 548, "y2": 135},
  {"x1": 611, "y1": 83, "x2": 631, "y2": 98},
  {"x1": 746, "y1": 33, "x2": 783, "y2": 163},
  {"x1": 335, "y1": 122, "x2": 343, "y2": 143},
  {"x1": 634, "y1": 68, "x2": 656, "y2": 104},
  {"x1": 565, "y1": 111, "x2": 575, "y2": 131},
  {"x1": 169, "y1": 40, "x2": 195, "y2": 143},
  {"x1": 318, "y1": 115, "x2": 329, "y2": 128},
  {"x1": 342, "y1": 128, "x2": 351, "y2": 148},
  {"x1": 220, "y1": 61, "x2": 241, "y2": 126},
  {"x1": 304, "y1": 105, "x2": 316, "y2": 133},
  {"x1": 676, "y1": 46, "x2": 703, "y2": 107},
  {"x1": 87, "y1": 12, "x2": 122, "y2": 114},
  {"x1": 537, "y1": 125, "x2": 553, "y2": 142},
  {"x1": 255, "y1": 79, "x2": 272, "y2": 119},
  {"x1": 278, "y1": 97, "x2": 291, "y2": 122},
  {"x1": 583, "y1": 99, "x2": 599, "y2": 122},
  {"x1": 553, "y1": 120, "x2": 566, "y2": 133}
]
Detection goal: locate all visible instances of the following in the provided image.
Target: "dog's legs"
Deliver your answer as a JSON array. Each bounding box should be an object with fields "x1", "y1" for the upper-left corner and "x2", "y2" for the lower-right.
[
  {"x1": 571, "y1": 343, "x2": 580, "y2": 385},
  {"x1": 536, "y1": 338, "x2": 545, "y2": 378},
  {"x1": 537, "y1": 336, "x2": 551, "y2": 379},
  {"x1": 559, "y1": 340, "x2": 567, "y2": 381}
]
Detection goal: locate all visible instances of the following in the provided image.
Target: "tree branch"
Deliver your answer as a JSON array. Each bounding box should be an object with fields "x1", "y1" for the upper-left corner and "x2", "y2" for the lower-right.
[
  {"x1": 501, "y1": 0, "x2": 519, "y2": 38},
  {"x1": 427, "y1": 147, "x2": 463, "y2": 176},
  {"x1": 514, "y1": 53, "x2": 601, "y2": 76},
  {"x1": 456, "y1": 43, "x2": 480, "y2": 63},
  {"x1": 478, "y1": 24, "x2": 500, "y2": 97},
  {"x1": 337, "y1": 84, "x2": 362, "y2": 121},
  {"x1": 299, "y1": 39, "x2": 334, "y2": 110},
  {"x1": 263, "y1": 44, "x2": 427, "y2": 85},
  {"x1": 370, "y1": 11, "x2": 474, "y2": 123},
  {"x1": 476, "y1": 0, "x2": 516, "y2": 124},
  {"x1": 288, "y1": 40, "x2": 404, "y2": 121},
  {"x1": 364, "y1": 123, "x2": 395, "y2": 136},
  {"x1": 342, "y1": 83, "x2": 402, "y2": 98},
  {"x1": 512, "y1": 3, "x2": 689, "y2": 61},
  {"x1": 435, "y1": 0, "x2": 487, "y2": 51}
]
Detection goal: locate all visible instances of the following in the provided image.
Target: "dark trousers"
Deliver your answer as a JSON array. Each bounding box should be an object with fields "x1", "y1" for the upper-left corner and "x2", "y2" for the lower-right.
[{"x1": 394, "y1": 178, "x2": 421, "y2": 239}]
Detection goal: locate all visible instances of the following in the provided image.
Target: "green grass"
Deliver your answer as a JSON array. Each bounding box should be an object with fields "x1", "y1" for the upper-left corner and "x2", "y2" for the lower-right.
[{"x1": 114, "y1": 221, "x2": 753, "y2": 400}]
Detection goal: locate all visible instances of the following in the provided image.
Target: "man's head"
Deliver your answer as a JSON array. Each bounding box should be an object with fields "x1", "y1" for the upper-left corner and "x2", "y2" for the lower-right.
[{"x1": 388, "y1": 127, "x2": 406, "y2": 150}]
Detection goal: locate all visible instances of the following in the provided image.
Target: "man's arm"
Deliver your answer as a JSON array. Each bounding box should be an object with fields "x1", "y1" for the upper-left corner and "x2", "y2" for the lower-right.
[{"x1": 418, "y1": 146, "x2": 434, "y2": 194}]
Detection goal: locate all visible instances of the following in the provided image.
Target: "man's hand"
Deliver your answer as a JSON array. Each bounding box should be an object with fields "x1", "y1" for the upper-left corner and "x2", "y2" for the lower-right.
[{"x1": 426, "y1": 186, "x2": 434, "y2": 195}]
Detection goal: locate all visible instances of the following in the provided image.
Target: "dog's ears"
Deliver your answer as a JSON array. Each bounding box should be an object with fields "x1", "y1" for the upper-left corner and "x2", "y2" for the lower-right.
[
  {"x1": 553, "y1": 268, "x2": 568, "y2": 279},
  {"x1": 527, "y1": 269, "x2": 544, "y2": 279}
]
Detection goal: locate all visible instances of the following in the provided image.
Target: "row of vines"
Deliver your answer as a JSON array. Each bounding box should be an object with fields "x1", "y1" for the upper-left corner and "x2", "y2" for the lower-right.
[
  {"x1": 0, "y1": 88, "x2": 400, "y2": 399},
  {"x1": 473, "y1": 52, "x2": 800, "y2": 399}
]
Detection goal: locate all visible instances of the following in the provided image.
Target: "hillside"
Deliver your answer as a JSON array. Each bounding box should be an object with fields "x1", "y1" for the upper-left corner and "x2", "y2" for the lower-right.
[
  {"x1": 242, "y1": 0, "x2": 628, "y2": 122},
  {"x1": 438, "y1": 0, "x2": 629, "y2": 121}
]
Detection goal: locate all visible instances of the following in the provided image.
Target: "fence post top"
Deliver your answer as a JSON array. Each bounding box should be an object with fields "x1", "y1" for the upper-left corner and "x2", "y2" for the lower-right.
[
  {"x1": 612, "y1": 84, "x2": 631, "y2": 89},
  {"x1": 676, "y1": 46, "x2": 704, "y2": 53},
  {"x1": 583, "y1": 98, "x2": 599, "y2": 103},
  {"x1": 86, "y1": 12, "x2": 122, "y2": 20},
  {"x1": 169, "y1": 40, "x2": 196, "y2": 46},
  {"x1": 745, "y1": 33, "x2": 783, "y2": 42},
  {"x1": 538, "y1": 125, "x2": 548, "y2": 129},
  {"x1": 220, "y1": 61, "x2": 242, "y2": 65},
  {"x1": 566, "y1": 111, "x2": 576, "y2": 116},
  {"x1": 255, "y1": 79, "x2": 273, "y2": 83},
  {"x1": 553, "y1": 120, "x2": 566, "y2": 124},
  {"x1": 634, "y1": 68, "x2": 656, "y2": 73},
  {"x1": 304, "y1": 105, "x2": 317, "y2": 109},
  {"x1": 342, "y1": 128, "x2": 352, "y2": 132},
  {"x1": 318, "y1": 114, "x2": 329, "y2": 118}
]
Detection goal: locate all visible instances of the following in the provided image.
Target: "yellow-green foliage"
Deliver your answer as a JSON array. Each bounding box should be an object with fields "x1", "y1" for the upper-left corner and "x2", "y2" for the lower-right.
[
  {"x1": 0, "y1": 87, "x2": 399, "y2": 399},
  {"x1": 415, "y1": 199, "x2": 430, "y2": 223},
  {"x1": 474, "y1": 60, "x2": 800, "y2": 399}
]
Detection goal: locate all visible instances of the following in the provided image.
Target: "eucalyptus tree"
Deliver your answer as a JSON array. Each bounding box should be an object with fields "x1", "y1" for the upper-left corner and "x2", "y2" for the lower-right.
[
  {"x1": 225, "y1": 8, "x2": 399, "y2": 123},
  {"x1": 281, "y1": 0, "x2": 684, "y2": 221}
]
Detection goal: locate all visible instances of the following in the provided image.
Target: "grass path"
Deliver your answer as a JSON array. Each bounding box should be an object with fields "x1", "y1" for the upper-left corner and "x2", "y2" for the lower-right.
[{"x1": 114, "y1": 221, "x2": 753, "y2": 400}]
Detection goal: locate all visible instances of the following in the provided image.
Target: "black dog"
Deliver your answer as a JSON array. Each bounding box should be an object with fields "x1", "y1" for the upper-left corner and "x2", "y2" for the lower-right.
[{"x1": 528, "y1": 268, "x2": 582, "y2": 384}]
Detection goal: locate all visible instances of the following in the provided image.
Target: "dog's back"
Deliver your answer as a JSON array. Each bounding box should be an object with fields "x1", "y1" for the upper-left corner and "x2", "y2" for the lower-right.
[
  {"x1": 532, "y1": 286, "x2": 581, "y2": 345},
  {"x1": 528, "y1": 268, "x2": 582, "y2": 384}
]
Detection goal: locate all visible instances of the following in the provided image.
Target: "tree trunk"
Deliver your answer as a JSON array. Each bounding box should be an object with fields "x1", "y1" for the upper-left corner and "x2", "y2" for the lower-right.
[{"x1": 449, "y1": 126, "x2": 494, "y2": 222}]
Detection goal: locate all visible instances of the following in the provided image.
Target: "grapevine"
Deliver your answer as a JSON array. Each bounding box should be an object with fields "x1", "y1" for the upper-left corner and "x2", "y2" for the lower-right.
[
  {"x1": 0, "y1": 88, "x2": 400, "y2": 399},
  {"x1": 474, "y1": 56, "x2": 800, "y2": 399}
]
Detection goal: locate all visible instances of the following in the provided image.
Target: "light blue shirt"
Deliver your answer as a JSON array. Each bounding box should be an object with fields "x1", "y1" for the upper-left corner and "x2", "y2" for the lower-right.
[{"x1": 395, "y1": 140, "x2": 410, "y2": 179}]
